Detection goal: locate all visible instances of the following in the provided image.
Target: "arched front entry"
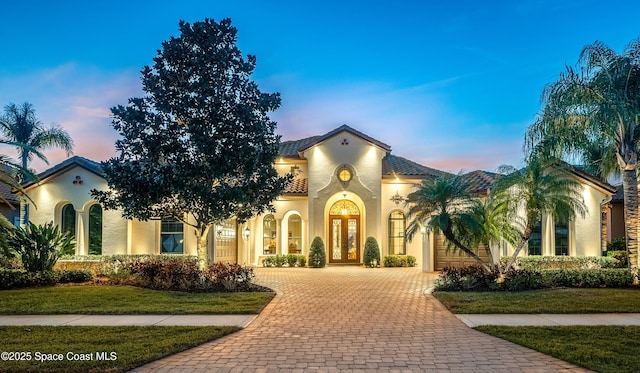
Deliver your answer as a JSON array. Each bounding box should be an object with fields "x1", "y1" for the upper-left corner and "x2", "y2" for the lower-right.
[{"x1": 328, "y1": 199, "x2": 360, "y2": 264}]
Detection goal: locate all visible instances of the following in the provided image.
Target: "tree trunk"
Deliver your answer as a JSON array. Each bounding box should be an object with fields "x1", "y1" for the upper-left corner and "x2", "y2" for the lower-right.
[
  {"x1": 194, "y1": 225, "x2": 212, "y2": 270},
  {"x1": 622, "y1": 168, "x2": 639, "y2": 270},
  {"x1": 502, "y1": 225, "x2": 534, "y2": 274},
  {"x1": 442, "y1": 226, "x2": 492, "y2": 272}
]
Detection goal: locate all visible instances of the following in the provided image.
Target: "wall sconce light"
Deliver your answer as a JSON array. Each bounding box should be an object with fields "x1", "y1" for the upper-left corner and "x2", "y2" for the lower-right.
[
  {"x1": 390, "y1": 190, "x2": 405, "y2": 206},
  {"x1": 420, "y1": 226, "x2": 427, "y2": 236},
  {"x1": 216, "y1": 225, "x2": 223, "y2": 238},
  {"x1": 242, "y1": 227, "x2": 250, "y2": 241}
]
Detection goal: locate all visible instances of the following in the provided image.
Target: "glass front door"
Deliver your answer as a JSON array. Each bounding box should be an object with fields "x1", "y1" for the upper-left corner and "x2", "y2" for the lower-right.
[{"x1": 329, "y1": 215, "x2": 360, "y2": 263}]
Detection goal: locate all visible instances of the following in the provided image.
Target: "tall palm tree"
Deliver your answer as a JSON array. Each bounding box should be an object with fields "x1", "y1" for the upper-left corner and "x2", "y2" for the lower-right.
[
  {"x1": 526, "y1": 37, "x2": 640, "y2": 269},
  {"x1": 405, "y1": 174, "x2": 494, "y2": 272},
  {"x1": 0, "y1": 102, "x2": 73, "y2": 178},
  {"x1": 0, "y1": 102, "x2": 73, "y2": 225},
  {"x1": 492, "y1": 155, "x2": 588, "y2": 271}
]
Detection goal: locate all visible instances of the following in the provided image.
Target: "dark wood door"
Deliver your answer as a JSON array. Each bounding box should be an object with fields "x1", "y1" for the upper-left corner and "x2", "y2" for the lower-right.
[{"x1": 329, "y1": 215, "x2": 360, "y2": 263}]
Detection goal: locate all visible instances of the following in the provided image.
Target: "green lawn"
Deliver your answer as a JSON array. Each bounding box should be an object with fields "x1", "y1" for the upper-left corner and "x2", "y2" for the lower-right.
[
  {"x1": 476, "y1": 325, "x2": 640, "y2": 373},
  {"x1": 0, "y1": 285, "x2": 274, "y2": 314},
  {"x1": 433, "y1": 288, "x2": 640, "y2": 314},
  {"x1": 0, "y1": 325, "x2": 238, "y2": 373},
  {"x1": 432, "y1": 289, "x2": 640, "y2": 372}
]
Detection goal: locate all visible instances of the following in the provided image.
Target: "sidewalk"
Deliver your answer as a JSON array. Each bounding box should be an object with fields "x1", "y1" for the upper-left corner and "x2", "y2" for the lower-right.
[
  {"x1": 457, "y1": 313, "x2": 640, "y2": 327},
  {"x1": 0, "y1": 314, "x2": 257, "y2": 327},
  {"x1": 3, "y1": 313, "x2": 640, "y2": 328}
]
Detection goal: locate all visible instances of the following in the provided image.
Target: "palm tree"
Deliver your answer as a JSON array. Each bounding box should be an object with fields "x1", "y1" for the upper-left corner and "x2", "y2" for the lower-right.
[
  {"x1": 405, "y1": 173, "x2": 494, "y2": 272},
  {"x1": 492, "y1": 155, "x2": 588, "y2": 271},
  {"x1": 0, "y1": 102, "x2": 73, "y2": 178},
  {"x1": 0, "y1": 102, "x2": 73, "y2": 225},
  {"x1": 526, "y1": 37, "x2": 640, "y2": 269}
]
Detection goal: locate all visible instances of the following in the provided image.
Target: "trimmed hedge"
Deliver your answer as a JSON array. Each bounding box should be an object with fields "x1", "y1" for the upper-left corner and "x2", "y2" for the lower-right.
[
  {"x1": 434, "y1": 265, "x2": 544, "y2": 292},
  {"x1": 262, "y1": 254, "x2": 306, "y2": 267},
  {"x1": 0, "y1": 269, "x2": 61, "y2": 289},
  {"x1": 509, "y1": 255, "x2": 619, "y2": 270},
  {"x1": 58, "y1": 269, "x2": 94, "y2": 284},
  {"x1": 541, "y1": 269, "x2": 634, "y2": 288},
  {"x1": 434, "y1": 265, "x2": 636, "y2": 292},
  {"x1": 383, "y1": 255, "x2": 417, "y2": 267}
]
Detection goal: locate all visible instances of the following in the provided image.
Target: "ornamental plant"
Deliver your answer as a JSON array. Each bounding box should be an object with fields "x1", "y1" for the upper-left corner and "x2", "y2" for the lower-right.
[
  {"x1": 7, "y1": 222, "x2": 74, "y2": 272},
  {"x1": 308, "y1": 236, "x2": 326, "y2": 268},
  {"x1": 363, "y1": 237, "x2": 380, "y2": 267}
]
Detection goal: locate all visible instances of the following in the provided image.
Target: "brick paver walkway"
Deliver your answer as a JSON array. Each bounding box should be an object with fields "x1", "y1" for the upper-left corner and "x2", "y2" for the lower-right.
[{"x1": 132, "y1": 267, "x2": 588, "y2": 372}]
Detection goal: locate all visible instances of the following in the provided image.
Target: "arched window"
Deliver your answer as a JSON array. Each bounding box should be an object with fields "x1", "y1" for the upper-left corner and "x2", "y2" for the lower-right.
[
  {"x1": 388, "y1": 211, "x2": 406, "y2": 255},
  {"x1": 263, "y1": 214, "x2": 276, "y2": 255},
  {"x1": 161, "y1": 219, "x2": 184, "y2": 253},
  {"x1": 288, "y1": 214, "x2": 302, "y2": 254},
  {"x1": 61, "y1": 203, "x2": 75, "y2": 239},
  {"x1": 88, "y1": 204, "x2": 102, "y2": 255}
]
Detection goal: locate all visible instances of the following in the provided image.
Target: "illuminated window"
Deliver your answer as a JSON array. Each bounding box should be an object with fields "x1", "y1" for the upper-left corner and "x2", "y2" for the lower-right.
[
  {"x1": 263, "y1": 214, "x2": 276, "y2": 255},
  {"x1": 388, "y1": 211, "x2": 406, "y2": 255},
  {"x1": 288, "y1": 214, "x2": 302, "y2": 254},
  {"x1": 161, "y1": 219, "x2": 184, "y2": 253},
  {"x1": 338, "y1": 167, "x2": 352, "y2": 182}
]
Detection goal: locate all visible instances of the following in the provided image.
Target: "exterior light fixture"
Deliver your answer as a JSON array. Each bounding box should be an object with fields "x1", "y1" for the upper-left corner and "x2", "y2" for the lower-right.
[
  {"x1": 242, "y1": 227, "x2": 250, "y2": 241},
  {"x1": 390, "y1": 190, "x2": 405, "y2": 206},
  {"x1": 216, "y1": 225, "x2": 223, "y2": 238},
  {"x1": 420, "y1": 226, "x2": 427, "y2": 236}
]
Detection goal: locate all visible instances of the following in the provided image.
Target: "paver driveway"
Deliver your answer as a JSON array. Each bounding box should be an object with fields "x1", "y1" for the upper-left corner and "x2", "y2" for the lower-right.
[{"x1": 133, "y1": 267, "x2": 588, "y2": 372}]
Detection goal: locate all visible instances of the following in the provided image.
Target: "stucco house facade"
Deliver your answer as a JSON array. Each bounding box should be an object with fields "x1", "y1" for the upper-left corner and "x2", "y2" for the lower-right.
[{"x1": 20, "y1": 125, "x2": 616, "y2": 271}]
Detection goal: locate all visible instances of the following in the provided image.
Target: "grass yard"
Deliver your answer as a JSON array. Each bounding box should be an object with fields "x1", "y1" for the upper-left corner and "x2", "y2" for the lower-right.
[
  {"x1": 433, "y1": 288, "x2": 640, "y2": 314},
  {"x1": 0, "y1": 285, "x2": 274, "y2": 314},
  {"x1": 476, "y1": 325, "x2": 640, "y2": 373},
  {"x1": 0, "y1": 325, "x2": 238, "y2": 373}
]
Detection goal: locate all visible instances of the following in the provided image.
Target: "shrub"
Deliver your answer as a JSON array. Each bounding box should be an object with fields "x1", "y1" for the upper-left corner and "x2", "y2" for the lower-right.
[
  {"x1": 273, "y1": 254, "x2": 286, "y2": 267},
  {"x1": 607, "y1": 250, "x2": 629, "y2": 268},
  {"x1": 262, "y1": 256, "x2": 274, "y2": 267},
  {"x1": 287, "y1": 254, "x2": 298, "y2": 267},
  {"x1": 58, "y1": 269, "x2": 94, "y2": 283},
  {"x1": 0, "y1": 269, "x2": 61, "y2": 289},
  {"x1": 607, "y1": 237, "x2": 626, "y2": 251},
  {"x1": 513, "y1": 255, "x2": 618, "y2": 270},
  {"x1": 363, "y1": 237, "x2": 381, "y2": 267},
  {"x1": 7, "y1": 222, "x2": 74, "y2": 272},
  {"x1": 383, "y1": 255, "x2": 417, "y2": 267},
  {"x1": 206, "y1": 262, "x2": 255, "y2": 291},
  {"x1": 434, "y1": 265, "x2": 544, "y2": 292},
  {"x1": 297, "y1": 255, "x2": 307, "y2": 267},
  {"x1": 0, "y1": 255, "x2": 22, "y2": 269},
  {"x1": 127, "y1": 256, "x2": 203, "y2": 291},
  {"x1": 308, "y1": 237, "x2": 326, "y2": 268},
  {"x1": 542, "y1": 269, "x2": 634, "y2": 288}
]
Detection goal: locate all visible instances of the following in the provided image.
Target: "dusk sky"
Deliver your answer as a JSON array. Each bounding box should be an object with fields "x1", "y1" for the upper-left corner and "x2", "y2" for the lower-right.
[{"x1": 2, "y1": 0, "x2": 640, "y2": 173}]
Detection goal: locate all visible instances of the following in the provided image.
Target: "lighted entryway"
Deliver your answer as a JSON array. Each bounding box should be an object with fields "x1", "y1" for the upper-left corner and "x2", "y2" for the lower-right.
[{"x1": 328, "y1": 199, "x2": 360, "y2": 264}]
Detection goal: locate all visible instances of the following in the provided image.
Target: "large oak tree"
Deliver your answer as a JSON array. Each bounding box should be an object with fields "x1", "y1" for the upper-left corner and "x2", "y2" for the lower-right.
[{"x1": 92, "y1": 18, "x2": 291, "y2": 266}]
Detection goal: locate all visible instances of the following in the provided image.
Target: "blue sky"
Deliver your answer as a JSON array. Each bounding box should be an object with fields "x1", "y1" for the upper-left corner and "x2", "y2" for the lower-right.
[{"x1": 2, "y1": 0, "x2": 640, "y2": 173}]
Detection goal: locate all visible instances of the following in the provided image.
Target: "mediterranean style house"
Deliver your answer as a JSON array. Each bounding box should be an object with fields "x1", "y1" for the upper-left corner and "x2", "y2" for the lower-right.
[{"x1": 18, "y1": 125, "x2": 616, "y2": 271}]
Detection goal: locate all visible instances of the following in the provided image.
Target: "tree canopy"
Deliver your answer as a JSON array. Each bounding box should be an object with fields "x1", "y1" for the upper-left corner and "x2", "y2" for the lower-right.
[
  {"x1": 92, "y1": 18, "x2": 292, "y2": 265},
  {"x1": 526, "y1": 37, "x2": 640, "y2": 269}
]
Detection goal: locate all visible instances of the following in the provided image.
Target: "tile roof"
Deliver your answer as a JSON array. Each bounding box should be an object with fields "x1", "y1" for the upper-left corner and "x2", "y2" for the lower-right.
[
  {"x1": 22, "y1": 155, "x2": 104, "y2": 190},
  {"x1": 461, "y1": 170, "x2": 498, "y2": 194},
  {"x1": 298, "y1": 125, "x2": 391, "y2": 153},
  {"x1": 279, "y1": 136, "x2": 321, "y2": 158},
  {"x1": 382, "y1": 154, "x2": 445, "y2": 178},
  {"x1": 283, "y1": 178, "x2": 308, "y2": 195},
  {"x1": 0, "y1": 165, "x2": 19, "y2": 205}
]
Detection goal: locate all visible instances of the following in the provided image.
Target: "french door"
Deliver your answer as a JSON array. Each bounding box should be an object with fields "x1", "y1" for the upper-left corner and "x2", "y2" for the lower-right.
[{"x1": 329, "y1": 215, "x2": 360, "y2": 263}]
